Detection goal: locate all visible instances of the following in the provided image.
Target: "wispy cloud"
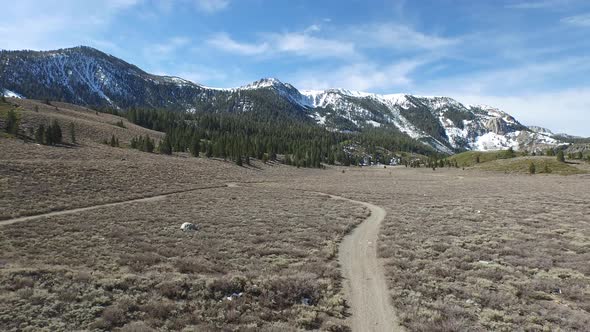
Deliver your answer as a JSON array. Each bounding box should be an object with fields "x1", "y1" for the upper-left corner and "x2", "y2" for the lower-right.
[
  {"x1": 207, "y1": 22, "x2": 455, "y2": 59},
  {"x1": 562, "y1": 13, "x2": 590, "y2": 27},
  {"x1": 418, "y1": 56, "x2": 590, "y2": 96},
  {"x1": 153, "y1": 37, "x2": 191, "y2": 55},
  {"x1": 207, "y1": 30, "x2": 356, "y2": 58},
  {"x1": 293, "y1": 59, "x2": 426, "y2": 91},
  {"x1": 506, "y1": 0, "x2": 575, "y2": 9},
  {"x1": 206, "y1": 33, "x2": 269, "y2": 56},
  {"x1": 270, "y1": 32, "x2": 356, "y2": 58},
  {"x1": 349, "y1": 23, "x2": 460, "y2": 50},
  {"x1": 194, "y1": 0, "x2": 230, "y2": 13}
]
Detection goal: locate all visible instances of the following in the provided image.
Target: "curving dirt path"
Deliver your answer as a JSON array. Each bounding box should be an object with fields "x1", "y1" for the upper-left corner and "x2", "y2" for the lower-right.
[
  {"x1": 326, "y1": 193, "x2": 402, "y2": 332},
  {"x1": 0, "y1": 184, "x2": 229, "y2": 227},
  {"x1": 2, "y1": 181, "x2": 401, "y2": 331}
]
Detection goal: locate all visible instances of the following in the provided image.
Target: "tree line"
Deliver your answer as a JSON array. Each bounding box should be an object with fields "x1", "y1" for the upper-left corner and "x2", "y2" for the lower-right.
[{"x1": 121, "y1": 108, "x2": 436, "y2": 168}]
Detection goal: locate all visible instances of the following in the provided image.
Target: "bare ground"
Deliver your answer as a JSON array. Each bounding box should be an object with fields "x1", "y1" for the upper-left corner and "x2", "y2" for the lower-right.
[{"x1": 334, "y1": 194, "x2": 401, "y2": 332}]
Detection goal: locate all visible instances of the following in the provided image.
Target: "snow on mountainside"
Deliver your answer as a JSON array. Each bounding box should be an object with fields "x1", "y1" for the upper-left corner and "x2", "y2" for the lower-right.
[
  {"x1": 0, "y1": 46, "x2": 567, "y2": 153},
  {"x1": 2, "y1": 89, "x2": 23, "y2": 98}
]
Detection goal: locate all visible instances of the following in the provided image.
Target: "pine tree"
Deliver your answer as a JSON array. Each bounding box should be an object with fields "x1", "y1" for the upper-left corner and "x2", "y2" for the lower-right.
[
  {"x1": 5, "y1": 109, "x2": 19, "y2": 135},
  {"x1": 45, "y1": 124, "x2": 54, "y2": 145},
  {"x1": 35, "y1": 124, "x2": 45, "y2": 144},
  {"x1": 69, "y1": 122, "x2": 76, "y2": 144},
  {"x1": 158, "y1": 135, "x2": 172, "y2": 155},
  {"x1": 147, "y1": 137, "x2": 155, "y2": 153},
  {"x1": 51, "y1": 120, "x2": 62, "y2": 144},
  {"x1": 189, "y1": 136, "x2": 200, "y2": 157},
  {"x1": 206, "y1": 142, "x2": 213, "y2": 158},
  {"x1": 556, "y1": 150, "x2": 565, "y2": 163},
  {"x1": 507, "y1": 147, "x2": 515, "y2": 158}
]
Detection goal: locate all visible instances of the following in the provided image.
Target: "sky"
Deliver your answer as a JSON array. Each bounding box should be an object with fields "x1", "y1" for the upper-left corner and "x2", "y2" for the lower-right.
[{"x1": 1, "y1": 0, "x2": 589, "y2": 136}]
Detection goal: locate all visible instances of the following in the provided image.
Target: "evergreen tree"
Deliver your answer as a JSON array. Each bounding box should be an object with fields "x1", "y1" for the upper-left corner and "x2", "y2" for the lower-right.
[
  {"x1": 206, "y1": 142, "x2": 213, "y2": 158},
  {"x1": 546, "y1": 149, "x2": 555, "y2": 157},
  {"x1": 44, "y1": 124, "x2": 54, "y2": 145},
  {"x1": 189, "y1": 136, "x2": 200, "y2": 157},
  {"x1": 146, "y1": 137, "x2": 154, "y2": 153},
  {"x1": 507, "y1": 147, "x2": 515, "y2": 158},
  {"x1": 35, "y1": 124, "x2": 45, "y2": 144},
  {"x1": 69, "y1": 122, "x2": 76, "y2": 144},
  {"x1": 158, "y1": 135, "x2": 172, "y2": 155},
  {"x1": 50, "y1": 120, "x2": 62, "y2": 144},
  {"x1": 529, "y1": 162, "x2": 536, "y2": 174},
  {"x1": 556, "y1": 150, "x2": 565, "y2": 163},
  {"x1": 5, "y1": 109, "x2": 19, "y2": 135}
]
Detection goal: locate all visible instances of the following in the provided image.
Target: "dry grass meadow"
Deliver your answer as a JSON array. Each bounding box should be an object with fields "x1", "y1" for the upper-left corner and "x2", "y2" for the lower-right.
[{"x1": 2, "y1": 99, "x2": 590, "y2": 331}]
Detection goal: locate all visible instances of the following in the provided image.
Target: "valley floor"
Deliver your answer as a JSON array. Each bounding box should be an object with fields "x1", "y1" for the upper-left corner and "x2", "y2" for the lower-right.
[{"x1": 1, "y1": 139, "x2": 589, "y2": 331}]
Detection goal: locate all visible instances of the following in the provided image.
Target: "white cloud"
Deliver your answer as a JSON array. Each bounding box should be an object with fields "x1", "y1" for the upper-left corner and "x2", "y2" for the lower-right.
[
  {"x1": 562, "y1": 13, "x2": 590, "y2": 27},
  {"x1": 194, "y1": 0, "x2": 230, "y2": 13},
  {"x1": 0, "y1": 1, "x2": 141, "y2": 51},
  {"x1": 206, "y1": 33, "x2": 269, "y2": 55},
  {"x1": 293, "y1": 59, "x2": 425, "y2": 91},
  {"x1": 152, "y1": 37, "x2": 191, "y2": 55},
  {"x1": 417, "y1": 56, "x2": 590, "y2": 96},
  {"x1": 271, "y1": 32, "x2": 356, "y2": 58},
  {"x1": 207, "y1": 31, "x2": 356, "y2": 58},
  {"x1": 350, "y1": 23, "x2": 459, "y2": 50},
  {"x1": 506, "y1": 0, "x2": 575, "y2": 9}
]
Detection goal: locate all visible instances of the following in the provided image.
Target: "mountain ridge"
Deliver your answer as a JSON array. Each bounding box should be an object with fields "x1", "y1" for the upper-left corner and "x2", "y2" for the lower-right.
[{"x1": 0, "y1": 46, "x2": 567, "y2": 153}]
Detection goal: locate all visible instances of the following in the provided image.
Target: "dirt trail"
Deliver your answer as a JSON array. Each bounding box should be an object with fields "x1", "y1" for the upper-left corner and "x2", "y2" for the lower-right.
[
  {"x1": 0, "y1": 184, "x2": 229, "y2": 227},
  {"x1": 327, "y1": 193, "x2": 402, "y2": 332},
  {"x1": 2, "y1": 181, "x2": 402, "y2": 331}
]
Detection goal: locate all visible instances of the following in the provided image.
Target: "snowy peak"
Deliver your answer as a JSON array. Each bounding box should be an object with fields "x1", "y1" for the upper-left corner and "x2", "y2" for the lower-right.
[{"x1": 0, "y1": 46, "x2": 568, "y2": 153}]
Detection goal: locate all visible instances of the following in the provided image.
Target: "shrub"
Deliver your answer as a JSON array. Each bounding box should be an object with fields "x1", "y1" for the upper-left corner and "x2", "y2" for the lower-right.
[
  {"x1": 557, "y1": 150, "x2": 565, "y2": 163},
  {"x1": 120, "y1": 321, "x2": 156, "y2": 332},
  {"x1": 101, "y1": 304, "x2": 127, "y2": 328}
]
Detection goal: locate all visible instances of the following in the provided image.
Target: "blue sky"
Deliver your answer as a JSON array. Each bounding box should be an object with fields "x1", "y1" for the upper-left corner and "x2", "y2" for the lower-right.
[{"x1": 1, "y1": 0, "x2": 589, "y2": 135}]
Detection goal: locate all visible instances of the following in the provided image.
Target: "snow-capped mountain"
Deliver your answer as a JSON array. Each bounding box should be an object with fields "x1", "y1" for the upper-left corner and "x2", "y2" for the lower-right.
[{"x1": 0, "y1": 46, "x2": 565, "y2": 153}]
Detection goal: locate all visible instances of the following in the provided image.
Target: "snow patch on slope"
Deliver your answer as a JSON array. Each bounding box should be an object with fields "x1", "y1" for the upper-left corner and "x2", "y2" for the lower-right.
[{"x1": 2, "y1": 89, "x2": 24, "y2": 98}]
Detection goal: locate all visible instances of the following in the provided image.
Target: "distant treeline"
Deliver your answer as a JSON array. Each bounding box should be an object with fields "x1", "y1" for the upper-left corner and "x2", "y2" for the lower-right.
[{"x1": 101, "y1": 107, "x2": 434, "y2": 167}]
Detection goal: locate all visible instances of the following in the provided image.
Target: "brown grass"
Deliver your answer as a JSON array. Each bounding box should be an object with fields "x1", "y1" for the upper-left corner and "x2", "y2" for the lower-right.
[
  {"x1": 0, "y1": 171, "x2": 367, "y2": 331},
  {"x1": 271, "y1": 166, "x2": 590, "y2": 331}
]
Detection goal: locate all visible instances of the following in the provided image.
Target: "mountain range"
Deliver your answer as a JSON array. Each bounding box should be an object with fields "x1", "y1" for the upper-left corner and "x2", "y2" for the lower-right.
[{"x1": 0, "y1": 46, "x2": 564, "y2": 153}]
